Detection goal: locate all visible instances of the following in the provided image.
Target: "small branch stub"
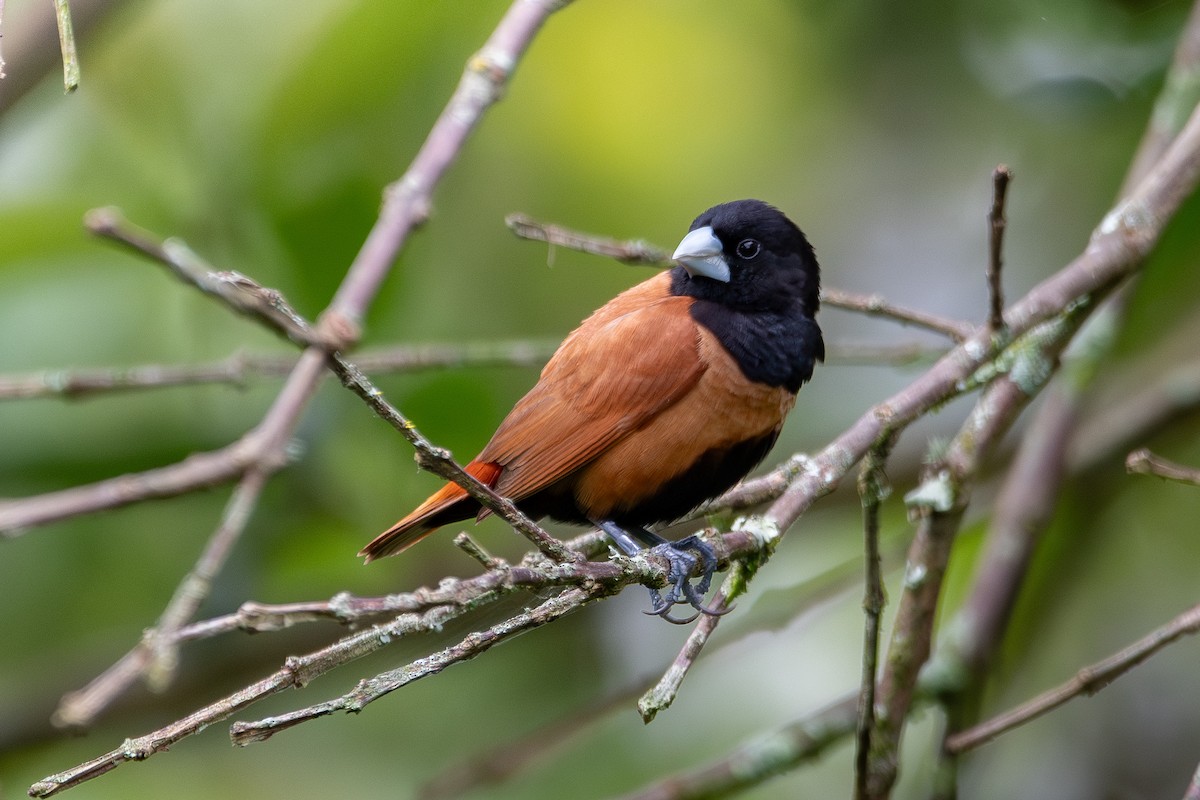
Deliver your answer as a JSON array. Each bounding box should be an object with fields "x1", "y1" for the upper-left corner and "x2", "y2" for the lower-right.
[
  {"x1": 52, "y1": 0, "x2": 79, "y2": 92},
  {"x1": 1126, "y1": 448, "x2": 1200, "y2": 486},
  {"x1": 987, "y1": 165, "x2": 1013, "y2": 332}
]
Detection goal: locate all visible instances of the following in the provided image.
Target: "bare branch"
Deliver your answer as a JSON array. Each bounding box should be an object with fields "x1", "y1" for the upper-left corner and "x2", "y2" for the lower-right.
[
  {"x1": 53, "y1": 468, "x2": 271, "y2": 729},
  {"x1": 229, "y1": 587, "x2": 594, "y2": 745},
  {"x1": 1126, "y1": 448, "x2": 1200, "y2": 486},
  {"x1": 86, "y1": 207, "x2": 323, "y2": 348},
  {"x1": 328, "y1": 357, "x2": 575, "y2": 562},
  {"x1": 944, "y1": 602, "x2": 1200, "y2": 754},
  {"x1": 821, "y1": 287, "x2": 977, "y2": 342},
  {"x1": 27, "y1": 533, "x2": 746, "y2": 796},
  {"x1": 21, "y1": 0, "x2": 574, "y2": 780},
  {"x1": 637, "y1": 556, "x2": 753, "y2": 724},
  {"x1": 0, "y1": 340, "x2": 558, "y2": 401},
  {"x1": 0, "y1": 438, "x2": 269, "y2": 534},
  {"x1": 506, "y1": 212, "x2": 673, "y2": 264},
  {"x1": 930, "y1": 2, "x2": 1200, "y2": 760},
  {"x1": 863, "y1": 311, "x2": 1082, "y2": 798},
  {"x1": 765, "y1": 97, "x2": 1200, "y2": 538}
]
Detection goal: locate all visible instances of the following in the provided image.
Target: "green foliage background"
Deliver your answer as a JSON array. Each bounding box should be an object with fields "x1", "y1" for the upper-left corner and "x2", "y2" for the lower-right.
[{"x1": 2, "y1": 1, "x2": 1200, "y2": 798}]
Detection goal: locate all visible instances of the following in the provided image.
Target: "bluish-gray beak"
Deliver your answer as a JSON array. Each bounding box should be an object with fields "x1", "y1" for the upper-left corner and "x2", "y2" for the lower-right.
[{"x1": 672, "y1": 226, "x2": 730, "y2": 283}]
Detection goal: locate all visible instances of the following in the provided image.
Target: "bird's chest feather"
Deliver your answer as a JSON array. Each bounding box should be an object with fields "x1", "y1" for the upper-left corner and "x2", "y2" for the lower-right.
[{"x1": 689, "y1": 300, "x2": 822, "y2": 393}]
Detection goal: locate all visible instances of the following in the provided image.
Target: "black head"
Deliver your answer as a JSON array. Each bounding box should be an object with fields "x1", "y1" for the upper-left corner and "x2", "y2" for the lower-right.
[
  {"x1": 670, "y1": 200, "x2": 824, "y2": 391},
  {"x1": 670, "y1": 199, "x2": 820, "y2": 316}
]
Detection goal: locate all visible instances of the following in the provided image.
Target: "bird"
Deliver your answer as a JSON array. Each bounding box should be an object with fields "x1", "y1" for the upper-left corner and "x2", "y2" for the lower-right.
[{"x1": 360, "y1": 199, "x2": 823, "y2": 621}]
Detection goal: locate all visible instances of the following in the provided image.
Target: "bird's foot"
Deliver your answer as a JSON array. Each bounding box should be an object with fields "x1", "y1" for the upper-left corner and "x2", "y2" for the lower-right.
[
  {"x1": 641, "y1": 535, "x2": 731, "y2": 623},
  {"x1": 592, "y1": 519, "x2": 730, "y2": 623}
]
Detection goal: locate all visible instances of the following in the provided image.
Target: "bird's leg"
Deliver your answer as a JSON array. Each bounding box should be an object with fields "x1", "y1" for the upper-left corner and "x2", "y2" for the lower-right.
[{"x1": 592, "y1": 520, "x2": 726, "y2": 622}]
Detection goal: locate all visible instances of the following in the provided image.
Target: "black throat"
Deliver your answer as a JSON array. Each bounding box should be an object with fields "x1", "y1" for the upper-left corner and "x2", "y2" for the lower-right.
[{"x1": 671, "y1": 267, "x2": 823, "y2": 393}]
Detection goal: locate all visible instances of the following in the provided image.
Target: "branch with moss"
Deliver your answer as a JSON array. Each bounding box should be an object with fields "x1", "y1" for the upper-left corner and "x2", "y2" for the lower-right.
[
  {"x1": 924, "y1": 4, "x2": 1200, "y2": 784},
  {"x1": 16, "y1": 3, "x2": 1200, "y2": 799},
  {"x1": 33, "y1": 88, "x2": 1200, "y2": 790}
]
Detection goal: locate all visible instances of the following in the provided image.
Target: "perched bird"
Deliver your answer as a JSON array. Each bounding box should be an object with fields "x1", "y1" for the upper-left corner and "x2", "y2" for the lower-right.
[{"x1": 361, "y1": 199, "x2": 823, "y2": 621}]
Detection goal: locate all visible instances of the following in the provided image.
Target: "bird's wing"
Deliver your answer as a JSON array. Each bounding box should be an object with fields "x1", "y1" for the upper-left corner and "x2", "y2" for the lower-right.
[{"x1": 480, "y1": 275, "x2": 706, "y2": 502}]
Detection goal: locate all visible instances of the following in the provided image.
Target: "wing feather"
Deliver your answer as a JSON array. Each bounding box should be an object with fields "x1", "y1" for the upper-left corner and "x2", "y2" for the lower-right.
[{"x1": 480, "y1": 274, "x2": 705, "y2": 502}]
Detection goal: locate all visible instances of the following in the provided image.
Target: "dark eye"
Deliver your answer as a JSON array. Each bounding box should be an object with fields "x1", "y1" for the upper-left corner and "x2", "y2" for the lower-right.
[{"x1": 736, "y1": 239, "x2": 761, "y2": 260}]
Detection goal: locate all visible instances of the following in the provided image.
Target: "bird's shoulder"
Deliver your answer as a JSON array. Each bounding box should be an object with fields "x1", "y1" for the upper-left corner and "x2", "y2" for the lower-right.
[{"x1": 476, "y1": 272, "x2": 708, "y2": 487}]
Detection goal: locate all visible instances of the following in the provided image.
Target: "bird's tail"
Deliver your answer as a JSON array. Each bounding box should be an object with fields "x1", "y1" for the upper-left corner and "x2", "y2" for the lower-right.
[{"x1": 359, "y1": 461, "x2": 502, "y2": 562}]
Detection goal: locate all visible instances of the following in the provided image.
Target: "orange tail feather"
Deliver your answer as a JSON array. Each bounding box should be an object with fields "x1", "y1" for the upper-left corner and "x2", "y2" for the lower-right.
[{"x1": 359, "y1": 461, "x2": 502, "y2": 562}]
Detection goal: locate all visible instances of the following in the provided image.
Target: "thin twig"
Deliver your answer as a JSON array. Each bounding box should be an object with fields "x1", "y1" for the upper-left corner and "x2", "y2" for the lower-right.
[
  {"x1": 945, "y1": 602, "x2": 1200, "y2": 754},
  {"x1": 53, "y1": 468, "x2": 271, "y2": 729},
  {"x1": 637, "y1": 563, "x2": 740, "y2": 724},
  {"x1": 821, "y1": 288, "x2": 977, "y2": 342},
  {"x1": 854, "y1": 435, "x2": 895, "y2": 800},
  {"x1": 986, "y1": 165, "x2": 1012, "y2": 331},
  {"x1": 0, "y1": 340, "x2": 557, "y2": 401},
  {"x1": 0, "y1": 2, "x2": 118, "y2": 113},
  {"x1": 0, "y1": 439, "x2": 268, "y2": 534},
  {"x1": 86, "y1": 208, "x2": 323, "y2": 347},
  {"x1": 51, "y1": 0, "x2": 78, "y2": 91},
  {"x1": 329, "y1": 356, "x2": 575, "y2": 562},
  {"x1": 1126, "y1": 448, "x2": 1200, "y2": 486},
  {"x1": 31, "y1": 538, "x2": 696, "y2": 797},
  {"x1": 505, "y1": 212, "x2": 673, "y2": 264},
  {"x1": 453, "y1": 532, "x2": 506, "y2": 570},
  {"x1": 504, "y1": 210, "x2": 977, "y2": 342},
  {"x1": 229, "y1": 587, "x2": 594, "y2": 745}
]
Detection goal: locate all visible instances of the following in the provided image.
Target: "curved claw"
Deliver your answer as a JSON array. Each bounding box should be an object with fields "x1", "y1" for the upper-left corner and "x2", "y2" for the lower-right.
[
  {"x1": 680, "y1": 580, "x2": 735, "y2": 617},
  {"x1": 640, "y1": 587, "x2": 700, "y2": 624},
  {"x1": 593, "y1": 518, "x2": 727, "y2": 622},
  {"x1": 643, "y1": 604, "x2": 701, "y2": 625},
  {"x1": 646, "y1": 535, "x2": 724, "y2": 618}
]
